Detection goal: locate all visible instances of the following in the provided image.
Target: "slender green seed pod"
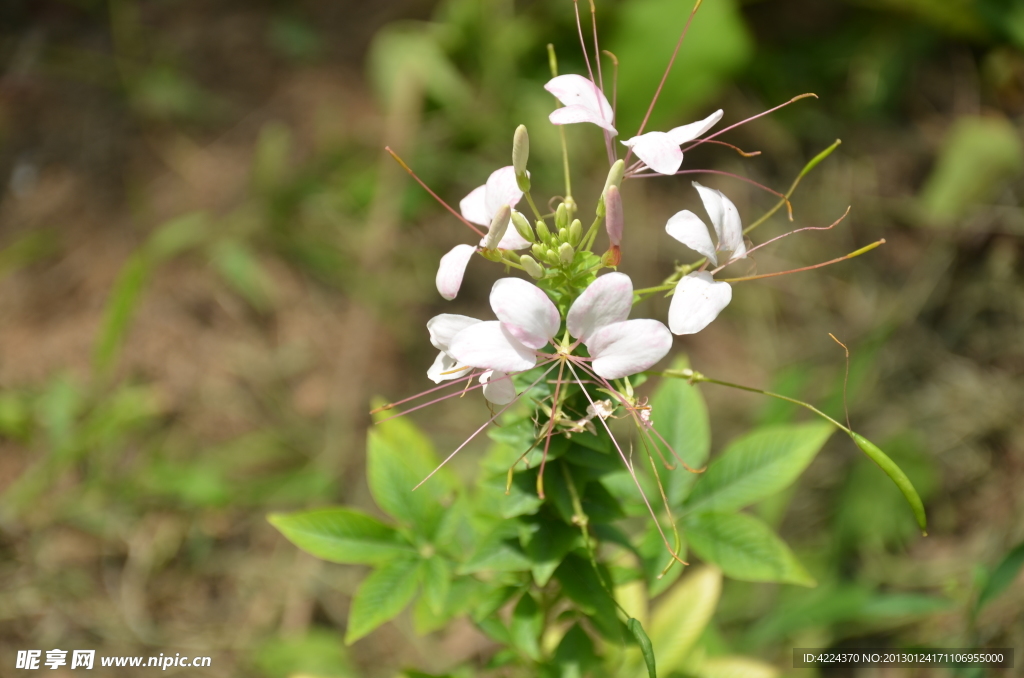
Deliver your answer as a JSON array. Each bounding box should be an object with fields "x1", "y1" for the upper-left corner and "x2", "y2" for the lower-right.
[
  {"x1": 558, "y1": 227, "x2": 569, "y2": 242},
  {"x1": 555, "y1": 203, "x2": 568, "y2": 230},
  {"x1": 510, "y1": 210, "x2": 535, "y2": 243},
  {"x1": 536, "y1": 219, "x2": 552, "y2": 243},
  {"x1": 558, "y1": 242, "x2": 574, "y2": 264},
  {"x1": 569, "y1": 219, "x2": 582, "y2": 246},
  {"x1": 849, "y1": 431, "x2": 928, "y2": 535},
  {"x1": 520, "y1": 255, "x2": 544, "y2": 279}
]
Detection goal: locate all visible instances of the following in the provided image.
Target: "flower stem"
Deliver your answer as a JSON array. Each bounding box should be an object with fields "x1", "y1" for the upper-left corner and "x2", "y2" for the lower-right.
[
  {"x1": 523, "y1": 190, "x2": 544, "y2": 222},
  {"x1": 580, "y1": 214, "x2": 603, "y2": 252}
]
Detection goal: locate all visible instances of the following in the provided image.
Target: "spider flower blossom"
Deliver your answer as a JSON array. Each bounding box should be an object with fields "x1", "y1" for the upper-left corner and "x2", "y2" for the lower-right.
[
  {"x1": 436, "y1": 166, "x2": 532, "y2": 301},
  {"x1": 666, "y1": 182, "x2": 747, "y2": 335},
  {"x1": 444, "y1": 273, "x2": 671, "y2": 381},
  {"x1": 544, "y1": 74, "x2": 617, "y2": 135},
  {"x1": 621, "y1": 110, "x2": 723, "y2": 176},
  {"x1": 425, "y1": 314, "x2": 517, "y2": 406}
]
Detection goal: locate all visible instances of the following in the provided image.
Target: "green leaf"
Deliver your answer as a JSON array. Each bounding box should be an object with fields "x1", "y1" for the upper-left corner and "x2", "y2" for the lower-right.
[
  {"x1": 519, "y1": 515, "x2": 580, "y2": 587},
  {"x1": 628, "y1": 618, "x2": 657, "y2": 678},
  {"x1": 367, "y1": 413, "x2": 451, "y2": 535},
  {"x1": 684, "y1": 512, "x2": 815, "y2": 586},
  {"x1": 693, "y1": 656, "x2": 780, "y2": 678},
  {"x1": 685, "y1": 423, "x2": 833, "y2": 514},
  {"x1": 268, "y1": 508, "x2": 413, "y2": 565},
  {"x1": 976, "y1": 541, "x2": 1024, "y2": 612},
  {"x1": 553, "y1": 623, "x2": 599, "y2": 677},
  {"x1": 254, "y1": 628, "x2": 355, "y2": 678},
  {"x1": 345, "y1": 556, "x2": 421, "y2": 644},
  {"x1": 849, "y1": 432, "x2": 927, "y2": 534},
  {"x1": 459, "y1": 529, "x2": 533, "y2": 574},
  {"x1": 209, "y1": 239, "x2": 277, "y2": 312},
  {"x1": 554, "y1": 554, "x2": 621, "y2": 640},
  {"x1": 509, "y1": 592, "x2": 543, "y2": 661},
  {"x1": 637, "y1": 520, "x2": 686, "y2": 597},
  {"x1": 93, "y1": 252, "x2": 151, "y2": 373},
  {"x1": 647, "y1": 566, "x2": 722, "y2": 675},
  {"x1": 419, "y1": 555, "x2": 451, "y2": 616},
  {"x1": 649, "y1": 371, "x2": 711, "y2": 506}
]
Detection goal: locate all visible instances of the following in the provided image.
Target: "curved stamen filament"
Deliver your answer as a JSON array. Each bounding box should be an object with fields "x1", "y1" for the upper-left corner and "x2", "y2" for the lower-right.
[
  {"x1": 679, "y1": 93, "x2": 818, "y2": 155},
  {"x1": 629, "y1": 169, "x2": 793, "y2": 221},
  {"x1": 385, "y1": 147, "x2": 484, "y2": 237},
  {"x1": 720, "y1": 239, "x2": 885, "y2": 283}
]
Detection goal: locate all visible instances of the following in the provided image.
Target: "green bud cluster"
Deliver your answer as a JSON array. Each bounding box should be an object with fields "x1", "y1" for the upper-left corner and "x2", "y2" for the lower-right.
[{"x1": 517, "y1": 201, "x2": 587, "y2": 273}]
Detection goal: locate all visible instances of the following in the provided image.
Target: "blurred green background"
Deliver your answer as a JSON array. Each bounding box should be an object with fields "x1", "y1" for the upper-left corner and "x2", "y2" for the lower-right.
[{"x1": 0, "y1": 0, "x2": 1021, "y2": 676}]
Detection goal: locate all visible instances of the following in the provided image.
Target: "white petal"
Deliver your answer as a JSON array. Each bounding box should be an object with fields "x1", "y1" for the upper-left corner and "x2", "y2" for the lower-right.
[
  {"x1": 667, "y1": 109, "x2": 724, "y2": 145},
  {"x1": 427, "y1": 351, "x2": 471, "y2": 383},
  {"x1": 665, "y1": 210, "x2": 717, "y2": 265},
  {"x1": 449, "y1": 321, "x2": 537, "y2": 372},
  {"x1": 459, "y1": 185, "x2": 488, "y2": 226},
  {"x1": 585, "y1": 319, "x2": 673, "y2": 380},
  {"x1": 435, "y1": 244, "x2": 476, "y2": 300},
  {"x1": 489, "y1": 278, "x2": 560, "y2": 350},
  {"x1": 427, "y1": 313, "x2": 481, "y2": 351},
  {"x1": 480, "y1": 370, "x2": 516, "y2": 405},
  {"x1": 692, "y1": 182, "x2": 744, "y2": 259},
  {"x1": 549, "y1": 106, "x2": 618, "y2": 134},
  {"x1": 484, "y1": 167, "x2": 524, "y2": 221},
  {"x1": 545, "y1": 74, "x2": 617, "y2": 134},
  {"x1": 621, "y1": 131, "x2": 683, "y2": 175},
  {"x1": 496, "y1": 228, "x2": 531, "y2": 250},
  {"x1": 566, "y1": 272, "x2": 633, "y2": 341},
  {"x1": 668, "y1": 272, "x2": 732, "y2": 335}
]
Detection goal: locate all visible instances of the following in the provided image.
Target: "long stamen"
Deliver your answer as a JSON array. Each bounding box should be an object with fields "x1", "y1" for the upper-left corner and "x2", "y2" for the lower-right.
[
  {"x1": 629, "y1": 168, "x2": 794, "y2": 220},
  {"x1": 692, "y1": 138, "x2": 761, "y2": 157},
  {"x1": 565, "y1": 360, "x2": 686, "y2": 565},
  {"x1": 370, "y1": 371, "x2": 479, "y2": 414},
  {"x1": 679, "y1": 93, "x2": 817, "y2": 154},
  {"x1": 385, "y1": 147, "x2": 485, "y2": 237},
  {"x1": 589, "y1": 0, "x2": 603, "y2": 92},
  {"x1": 602, "y1": 49, "x2": 619, "y2": 125},
  {"x1": 720, "y1": 239, "x2": 885, "y2": 283},
  {"x1": 718, "y1": 207, "x2": 850, "y2": 272},
  {"x1": 626, "y1": 0, "x2": 703, "y2": 164},
  {"x1": 412, "y1": 362, "x2": 560, "y2": 491},
  {"x1": 573, "y1": 0, "x2": 614, "y2": 164},
  {"x1": 537, "y1": 358, "x2": 568, "y2": 499}
]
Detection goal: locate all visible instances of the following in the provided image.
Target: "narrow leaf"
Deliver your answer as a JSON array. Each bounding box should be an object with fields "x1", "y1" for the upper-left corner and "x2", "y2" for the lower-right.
[
  {"x1": 419, "y1": 555, "x2": 451, "y2": 616},
  {"x1": 685, "y1": 423, "x2": 833, "y2": 514},
  {"x1": 93, "y1": 253, "x2": 151, "y2": 373},
  {"x1": 684, "y1": 512, "x2": 815, "y2": 587},
  {"x1": 849, "y1": 432, "x2": 927, "y2": 534},
  {"x1": 509, "y1": 593, "x2": 543, "y2": 661},
  {"x1": 648, "y1": 566, "x2": 722, "y2": 675},
  {"x1": 628, "y1": 618, "x2": 657, "y2": 678},
  {"x1": 345, "y1": 556, "x2": 420, "y2": 644},
  {"x1": 268, "y1": 508, "x2": 413, "y2": 565},
  {"x1": 976, "y1": 541, "x2": 1024, "y2": 612}
]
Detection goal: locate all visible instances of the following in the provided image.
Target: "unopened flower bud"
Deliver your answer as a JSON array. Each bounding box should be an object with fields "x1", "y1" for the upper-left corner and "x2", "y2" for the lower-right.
[
  {"x1": 604, "y1": 185, "x2": 623, "y2": 247},
  {"x1": 520, "y1": 254, "x2": 544, "y2": 279},
  {"x1": 569, "y1": 219, "x2": 582, "y2": 246},
  {"x1": 535, "y1": 219, "x2": 552, "y2": 243},
  {"x1": 481, "y1": 204, "x2": 512, "y2": 250},
  {"x1": 558, "y1": 242, "x2": 575, "y2": 264},
  {"x1": 532, "y1": 243, "x2": 547, "y2": 260},
  {"x1": 510, "y1": 210, "x2": 535, "y2": 243},
  {"x1": 555, "y1": 203, "x2": 568, "y2": 230},
  {"x1": 545, "y1": 249, "x2": 560, "y2": 266},
  {"x1": 558, "y1": 227, "x2": 568, "y2": 242},
  {"x1": 513, "y1": 125, "x2": 530, "y2": 191},
  {"x1": 597, "y1": 159, "x2": 625, "y2": 217}
]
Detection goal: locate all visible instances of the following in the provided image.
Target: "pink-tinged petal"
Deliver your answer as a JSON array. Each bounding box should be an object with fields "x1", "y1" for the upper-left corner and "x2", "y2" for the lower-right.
[
  {"x1": 604, "y1": 185, "x2": 623, "y2": 247},
  {"x1": 436, "y1": 244, "x2": 476, "y2": 300},
  {"x1": 621, "y1": 131, "x2": 683, "y2": 175},
  {"x1": 484, "y1": 166, "x2": 524, "y2": 220},
  {"x1": 566, "y1": 272, "x2": 633, "y2": 341},
  {"x1": 427, "y1": 351, "x2": 471, "y2": 384},
  {"x1": 427, "y1": 313, "x2": 481, "y2": 351},
  {"x1": 585, "y1": 319, "x2": 673, "y2": 380},
  {"x1": 495, "y1": 228, "x2": 531, "y2": 250},
  {"x1": 480, "y1": 370, "x2": 516, "y2": 405},
  {"x1": 665, "y1": 210, "x2": 717, "y2": 265},
  {"x1": 459, "y1": 185, "x2": 489, "y2": 226},
  {"x1": 667, "y1": 109, "x2": 724, "y2": 145},
  {"x1": 668, "y1": 272, "x2": 732, "y2": 335},
  {"x1": 692, "y1": 182, "x2": 744, "y2": 259},
  {"x1": 545, "y1": 74, "x2": 617, "y2": 134},
  {"x1": 489, "y1": 278, "x2": 560, "y2": 349},
  {"x1": 449, "y1": 321, "x2": 537, "y2": 372}
]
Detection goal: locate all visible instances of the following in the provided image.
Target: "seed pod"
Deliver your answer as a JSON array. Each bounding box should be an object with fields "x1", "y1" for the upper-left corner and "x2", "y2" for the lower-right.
[
  {"x1": 520, "y1": 254, "x2": 544, "y2": 279},
  {"x1": 510, "y1": 210, "x2": 535, "y2": 243},
  {"x1": 849, "y1": 431, "x2": 928, "y2": 534},
  {"x1": 569, "y1": 219, "x2": 582, "y2": 246},
  {"x1": 558, "y1": 242, "x2": 575, "y2": 264}
]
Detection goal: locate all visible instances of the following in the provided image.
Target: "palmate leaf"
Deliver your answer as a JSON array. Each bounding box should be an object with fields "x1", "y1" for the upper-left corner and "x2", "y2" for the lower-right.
[
  {"x1": 268, "y1": 507, "x2": 414, "y2": 565},
  {"x1": 684, "y1": 423, "x2": 833, "y2": 514},
  {"x1": 345, "y1": 555, "x2": 421, "y2": 644},
  {"x1": 684, "y1": 512, "x2": 815, "y2": 587}
]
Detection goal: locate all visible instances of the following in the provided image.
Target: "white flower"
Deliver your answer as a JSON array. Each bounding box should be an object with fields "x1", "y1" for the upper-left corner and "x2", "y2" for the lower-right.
[
  {"x1": 544, "y1": 74, "x2": 617, "y2": 135},
  {"x1": 666, "y1": 182, "x2": 747, "y2": 335},
  {"x1": 621, "y1": 110, "x2": 723, "y2": 175},
  {"x1": 425, "y1": 313, "x2": 516, "y2": 405},
  {"x1": 448, "y1": 273, "x2": 672, "y2": 381},
  {"x1": 436, "y1": 166, "x2": 531, "y2": 301}
]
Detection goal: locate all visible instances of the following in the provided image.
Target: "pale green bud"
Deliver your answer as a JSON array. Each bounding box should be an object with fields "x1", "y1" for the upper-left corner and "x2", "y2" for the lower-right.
[
  {"x1": 555, "y1": 203, "x2": 568, "y2": 230},
  {"x1": 558, "y1": 227, "x2": 568, "y2": 242},
  {"x1": 597, "y1": 159, "x2": 625, "y2": 218},
  {"x1": 569, "y1": 219, "x2": 582, "y2": 246},
  {"x1": 513, "y1": 125, "x2": 530, "y2": 191},
  {"x1": 510, "y1": 210, "x2": 535, "y2": 243},
  {"x1": 535, "y1": 219, "x2": 552, "y2": 243},
  {"x1": 481, "y1": 204, "x2": 511, "y2": 250},
  {"x1": 545, "y1": 249, "x2": 561, "y2": 266},
  {"x1": 520, "y1": 255, "x2": 544, "y2": 279},
  {"x1": 558, "y1": 242, "x2": 575, "y2": 264},
  {"x1": 532, "y1": 243, "x2": 546, "y2": 260}
]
